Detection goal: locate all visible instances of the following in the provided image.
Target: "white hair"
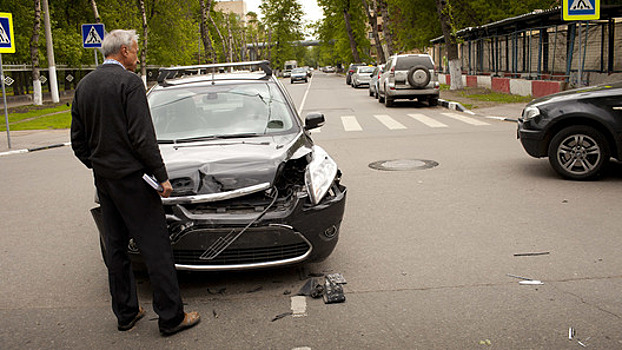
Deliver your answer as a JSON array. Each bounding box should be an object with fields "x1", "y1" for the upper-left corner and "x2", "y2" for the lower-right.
[{"x1": 102, "y1": 29, "x2": 139, "y2": 57}]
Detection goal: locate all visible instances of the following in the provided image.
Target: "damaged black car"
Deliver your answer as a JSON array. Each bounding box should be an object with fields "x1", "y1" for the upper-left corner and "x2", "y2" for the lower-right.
[{"x1": 91, "y1": 61, "x2": 347, "y2": 271}]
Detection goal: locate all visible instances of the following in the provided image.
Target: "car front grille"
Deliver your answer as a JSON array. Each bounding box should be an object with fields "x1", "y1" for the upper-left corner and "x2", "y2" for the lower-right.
[{"x1": 173, "y1": 242, "x2": 310, "y2": 266}]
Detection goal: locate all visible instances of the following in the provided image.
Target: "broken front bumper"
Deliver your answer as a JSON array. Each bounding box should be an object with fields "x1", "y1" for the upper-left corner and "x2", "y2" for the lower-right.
[{"x1": 91, "y1": 183, "x2": 347, "y2": 271}]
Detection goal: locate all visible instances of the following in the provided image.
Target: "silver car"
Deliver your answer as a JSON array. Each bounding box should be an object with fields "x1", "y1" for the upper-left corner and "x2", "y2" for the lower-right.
[
  {"x1": 368, "y1": 66, "x2": 383, "y2": 98},
  {"x1": 351, "y1": 66, "x2": 375, "y2": 88},
  {"x1": 378, "y1": 54, "x2": 440, "y2": 107}
]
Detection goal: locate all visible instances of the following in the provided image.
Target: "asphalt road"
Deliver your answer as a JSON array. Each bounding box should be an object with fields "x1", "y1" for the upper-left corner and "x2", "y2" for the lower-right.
[{"x1": 1, "y1": 72, "x2": 621, "y2": 349}]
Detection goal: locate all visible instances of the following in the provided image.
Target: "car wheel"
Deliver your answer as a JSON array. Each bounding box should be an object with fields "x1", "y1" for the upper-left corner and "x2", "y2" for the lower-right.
[
  {"x1": 378, "y1": 90, "x2": 385, "y2": 103},
  {"x1": 408, "y1": 65, "x2": 431, "y2": 88},
  {"x1": 428, "y1": 97, "x2": 438, "y2": 106},
  {"x1": 547, "y1": 125, "x2": 610, "y2": 180},
  {"x1": 369, "y1": 88, "x2": 374, "y2": 97},
  {"x1": 384, "y1": 94, "x2": 393, "y2": 107},
  {"x1": 374, "y1": 89, "x2": 379, "y2": 99},
  {"x1": 291, "y1": 80, "x2": 294, "y2": 84}
]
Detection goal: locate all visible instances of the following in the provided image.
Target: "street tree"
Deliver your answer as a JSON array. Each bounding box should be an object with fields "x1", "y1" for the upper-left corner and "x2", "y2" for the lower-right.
[
  {"x1": 436, "y1": 0, "x2": 462, "y2": 90},
  {"x1": 316, "y1": 0, "x2": 369, "y2": 66},
  {"x1": 361, "y1": 0, "x2": 385, "y2": 63},
  {"x1": 259, "y1": 0, "x2": 304, "y2": 70},
  {"x1": 30, "y1": 0, "x2": 43, "y2": 105}
]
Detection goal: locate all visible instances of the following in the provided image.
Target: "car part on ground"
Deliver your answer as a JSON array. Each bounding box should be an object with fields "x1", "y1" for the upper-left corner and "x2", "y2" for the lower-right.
[
  {"x1": 377, "y1": 54, "x2": 440, "y2": 107},
  {"x1": 92, "y1": 61, "x2": 347, "y2": 271},
  {"x1": 517, "y1": 80, "x2": 622, "y2": 180}
]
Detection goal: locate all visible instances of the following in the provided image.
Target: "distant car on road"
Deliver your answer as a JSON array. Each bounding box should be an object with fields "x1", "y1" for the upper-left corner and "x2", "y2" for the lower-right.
[
  {"x1": 369, "y1": 66, "x2": 383, "y2": 98},
  {"x1": 517, "y1": 81, "x2": 622, "y2": 180},
  {"x1": 345, "y1": 63, "x2": 367, "y2": 85},
  {"x1": 378, "y1": 54, "x2": 439, "y2": 107},
  {"x1": 351, "y1": 66, "x2": 374, "y2": 88},
  {"x1": 290, "y1": 67, "x2": 308, "y2": 84}
]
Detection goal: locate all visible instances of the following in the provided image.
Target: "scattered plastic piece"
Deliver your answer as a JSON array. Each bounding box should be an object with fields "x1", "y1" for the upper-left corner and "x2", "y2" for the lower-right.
[
  {"x1": 513, "y1": 252, "x2": 550, "y2": 257},
  {"x1": 323, "y1": 279, "x2": 345, "y2": 304},
  {"x1": 507, "y1": 274, "x2": 543, "y2": 284},
  {"x1": 271, "y1": 311, "x2": 292, "y2": 322},
  {"x1": 519, "y1": 280, "x2": 544, "y2": 285},
  {"x1": 297, "y1": 278, "x2": 324, "y2": 298},
  {"x1": 478, "y1": 339, "x2": 492, "y2": 346},
  {"x1": 326, "y1": 273, "x2": 347, "y2": 284},
  {"x1": 569, "y1": 327, "x2": 575, "y2": 340}
]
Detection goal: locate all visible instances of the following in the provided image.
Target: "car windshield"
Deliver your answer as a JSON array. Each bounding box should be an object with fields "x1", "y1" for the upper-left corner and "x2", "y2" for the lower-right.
[
  {"x1": 292, "y1": 68, "x2": 306, "y2": 73},
  {"x1": 358, "y1": 67, "x2": 374, "y2": 73},
  {"x1": 148, "y1": 82, "x2": 296, "y2": 142}
]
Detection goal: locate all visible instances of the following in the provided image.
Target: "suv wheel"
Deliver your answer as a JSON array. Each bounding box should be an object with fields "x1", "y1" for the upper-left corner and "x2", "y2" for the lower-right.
[
  {"x1": 384, "y1": 93, "x2": 394, "y2": 107},
  {"x1": 378, "y1": 89, "x2": 385, "y2": 103},
  {"x1": 547, "y1": 125, "x2": 610, "y2": 180},
  {"x1": 428, "y1": 97, "x2": 438, "y2": 106},
  {"x1": 408, "y1": 65, "x2": 431, "y2": 88}
]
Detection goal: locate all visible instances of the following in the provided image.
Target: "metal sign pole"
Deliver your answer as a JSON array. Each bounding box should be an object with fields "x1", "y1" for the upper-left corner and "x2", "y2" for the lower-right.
[
  {"x1": 578, "y1": 21, "x2": 583, "y2": 87},
  {"x1": 94, "y1": 48, "x2": 99, "y2": 66},
  {"x1": 1, "y1": 53, "x2": 11, "y2": 149}
]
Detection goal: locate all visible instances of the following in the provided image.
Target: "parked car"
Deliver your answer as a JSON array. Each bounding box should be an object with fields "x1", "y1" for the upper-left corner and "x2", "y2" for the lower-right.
[
  {"x1": 91, "y1": 61, "x2": 347, "y2": 271},
  {"x1": 377, "y1": 54, "x2": 439, "y2": 107},
  {"x1": 351, "y1": 66, "x2": 375, "y2": 88},
  {"x1": 517, "y1": 81, "x2": 622, "y2": 180},
  {"x1": 290, "y1": 67, "x2": 308, "y2": 84},
  {"x1": 369, "y1": 66, "x2": 383, "y2": 98},
  {"x1": 324, "y1": 66, "x2": 336, "y2": 73},
  {"x1": 345, "y1": 63, "x2": 367, "y2": 85}
]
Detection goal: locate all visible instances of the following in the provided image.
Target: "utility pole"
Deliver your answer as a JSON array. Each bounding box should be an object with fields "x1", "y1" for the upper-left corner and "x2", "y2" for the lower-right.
[{"x1": 42, "y1": 0, "x2": 60, "y2": 103}]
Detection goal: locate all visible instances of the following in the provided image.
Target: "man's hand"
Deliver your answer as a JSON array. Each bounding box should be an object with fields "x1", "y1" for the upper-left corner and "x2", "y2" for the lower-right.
[{"x1": 159, "y1": 180, "x2": 173, "y2": 198}]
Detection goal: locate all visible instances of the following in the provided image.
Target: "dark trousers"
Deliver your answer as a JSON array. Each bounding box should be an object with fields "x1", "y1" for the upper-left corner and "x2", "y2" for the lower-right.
[{"x1": 95, "y1": 172, "x2": 184, "y2": 330}]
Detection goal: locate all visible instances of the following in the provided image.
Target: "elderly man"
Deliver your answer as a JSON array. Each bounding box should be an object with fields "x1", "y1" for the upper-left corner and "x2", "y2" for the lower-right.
[{"x1": 71, "y1": 29, "x2": 199, "y2": 336}]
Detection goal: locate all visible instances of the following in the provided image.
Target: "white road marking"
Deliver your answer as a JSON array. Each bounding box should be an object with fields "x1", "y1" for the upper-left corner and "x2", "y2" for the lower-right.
[
  {"x1": 297, "y1": 75, "x2": 313, "y2": 115},
  {"x1": 441, "y1": 112, "x2": 490, "y2": 126},
  {"x1": 407, "y1": 113, "x2": 448, "y2": 128},
  {"x1": 341, "y1": 115, "x2": 362, "y2": 131},
  {"x1": 373, "y1": 114, "x2": 407, "y2": 130},
  {"x1": 291, "y1": 296, "x2": 307, "y2": 317}
]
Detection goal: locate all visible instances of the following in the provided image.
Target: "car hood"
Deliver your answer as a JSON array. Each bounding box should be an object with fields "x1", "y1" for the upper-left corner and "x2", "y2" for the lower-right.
[
  {"x1": 159, "y1": 132, "x2": 312, "y2": 195},
  {"x1": 528, "y1": 80, "x2": 622, "y2": 107}
]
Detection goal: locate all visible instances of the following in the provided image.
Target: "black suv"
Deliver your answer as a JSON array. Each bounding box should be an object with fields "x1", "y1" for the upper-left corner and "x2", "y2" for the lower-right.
[
  {"x1": 517, "y1": 81, "x2": 622, "y2": 180},
  {"x1": 91, "y1": 61, "x2": 347, "y2": 271}
]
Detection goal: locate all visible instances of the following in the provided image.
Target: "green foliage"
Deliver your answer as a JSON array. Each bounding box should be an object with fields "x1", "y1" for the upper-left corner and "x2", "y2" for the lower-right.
[
  {"x1": 315, "y1": 0, "x2": 371, "y2": 66},
  {"x1": 260, "y1": 0, "x2": 305, "y2": 69}
]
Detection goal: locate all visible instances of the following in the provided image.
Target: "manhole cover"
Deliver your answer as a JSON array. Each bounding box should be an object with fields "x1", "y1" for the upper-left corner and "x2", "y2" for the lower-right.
[{"x1": 369, "y1": 159, "x2": 439, "y2": 171}]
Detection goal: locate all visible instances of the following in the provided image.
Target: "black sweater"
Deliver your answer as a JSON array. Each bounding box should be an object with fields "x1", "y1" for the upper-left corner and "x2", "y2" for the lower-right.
[{"x1": 71, "y1": 64, "x2": 168, "y2": 182}]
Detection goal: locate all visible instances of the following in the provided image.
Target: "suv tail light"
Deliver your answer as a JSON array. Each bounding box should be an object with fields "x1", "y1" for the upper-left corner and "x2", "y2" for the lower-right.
[{"x1": 390, "y1": 66, "x2": 395, "y2": 77}]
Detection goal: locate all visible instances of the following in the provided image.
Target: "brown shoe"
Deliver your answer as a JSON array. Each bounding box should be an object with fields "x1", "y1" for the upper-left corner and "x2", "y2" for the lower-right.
[
  {"x1": 160, "y1": 311, "x2": 201, "y2": 336},
  {"x1": 118, "y1": 307, "x2": 146, "y2": 331}
]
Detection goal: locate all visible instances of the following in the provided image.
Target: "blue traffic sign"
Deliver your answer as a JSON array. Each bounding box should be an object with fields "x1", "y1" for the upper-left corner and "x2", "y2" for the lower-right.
[
  {"x1": 82, "y1": 24, "x2": 105, "y2": 48},
  {"x1": 563, "y1": 0, "x2": 600, "y2": 20},
  {"x1": 0, "y1": 13, "x2": 15, "y2": 53}
]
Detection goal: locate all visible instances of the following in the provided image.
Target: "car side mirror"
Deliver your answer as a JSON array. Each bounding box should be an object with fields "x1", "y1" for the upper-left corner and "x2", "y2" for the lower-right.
[{"x1": 304, "y1": 112, "x2": 325, "y2": 131}]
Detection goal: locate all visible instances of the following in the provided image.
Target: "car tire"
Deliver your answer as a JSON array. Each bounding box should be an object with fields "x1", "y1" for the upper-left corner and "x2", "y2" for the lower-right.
[
  {"x1": 290, "y1": 80, "x2": 294, "y2": 84},
  {"x1": 374, "y1": 88, "x2": 379, "y2": 99},
  {"x1": 407, "y1": 65, "x2": 431, "y2": 88},
  {"x1": 369, "y1": 88, "x2": 374, "y2": 97},
  {"x1": 428, "y1": 97, "x2": 438, "y2": 106},
  {"x1": 547, "y1": 125, "x2": 610, "y2": 180},
  {"x1": 384, "y1": 93, "x2": 393, "y2": 107},
  {"x1": 378, "y1": 90, "x2": 385, "y2": 103}
]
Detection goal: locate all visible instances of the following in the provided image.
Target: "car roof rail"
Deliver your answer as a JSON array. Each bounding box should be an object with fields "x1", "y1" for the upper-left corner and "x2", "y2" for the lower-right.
[{"x1": 157, "y1": 60, "x2": 273, "y2": 86}]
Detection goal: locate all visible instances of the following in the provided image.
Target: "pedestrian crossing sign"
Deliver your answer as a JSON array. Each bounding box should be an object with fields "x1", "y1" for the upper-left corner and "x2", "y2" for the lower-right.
[
  {"x1": 563, "y1": 0, "x2": 600, "y2": 20},
  {"x1": 82, "y1": 23, "x2": 105, "y2": 48},
  {"x1": 0, "y1": 13, "x2": 15, "y2": 54}
]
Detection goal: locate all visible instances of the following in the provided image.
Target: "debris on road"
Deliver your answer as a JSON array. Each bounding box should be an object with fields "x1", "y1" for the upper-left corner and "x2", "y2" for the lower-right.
[
  {"x1": 323, "y1": 278, "x2": 346, "y2": 304},
  {"x1": 207, "y1": 287, "x2": 227, "y2": 295},
  {"x1": 271, "y1": 311, "x2": 292, "y2": 322},
  {"x1": 297, "y1": 278, "x2": 324, "y2": 298},
  {"x1": 513, "y1": 251, "x2": 550, "y2": 257},
  {"x1": 326, "y1": 273, "x2": 347, "y2": 284},
  {"x1": 478, "y1": 339, "x2": 492, "y2": 346},
  {"x1": 507, "y1": 274, "x2": 544, "y2": 285},
  {"x1": 246, "y1": 285, "x2": 263, "y2": 293}
]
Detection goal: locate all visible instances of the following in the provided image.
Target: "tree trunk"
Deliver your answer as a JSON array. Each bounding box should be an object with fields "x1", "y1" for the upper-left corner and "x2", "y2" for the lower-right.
[
  {"x1": 343, "y1": 4, "x2": 361, "y2": 63},
  {"x1": 138, "y1": 0, "x2": 148, "y2": 86},
  {"x1": 226, "y1": 14, "x2": 234, "y2": 62},
  {"x1": 436, "y1": 0, "x2": 462, "y2": 90},
  {"x1": 361, "y1": 0, "x2": 385, "y2": 64},
  {"x1": 378, "y1": 0, "x2": 394, "y2": 58},
  {"x1": 199, "y1": 0, "x2": 216, "y2": 63},
  {"x1": 209, "y1": 16, "x2": 227, "y2": 62},
  {"x1": 90, "y1": 0, "x2": 101, "y2": 22},
  {"x1": 266, "y1": 27, "x2": 272, "y2": 62},
  {"x1": 31, "y1": 0, "x2": 43, "y2": 105}
]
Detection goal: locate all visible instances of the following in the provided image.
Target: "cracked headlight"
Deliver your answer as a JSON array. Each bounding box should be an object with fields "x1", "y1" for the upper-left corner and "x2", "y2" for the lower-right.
[
  {"x1": 522, "y1": 106, "x2": 540, "y2": 120},
  {"x1": 305, "y1": 146, "x2": 338, "y2": 205}
]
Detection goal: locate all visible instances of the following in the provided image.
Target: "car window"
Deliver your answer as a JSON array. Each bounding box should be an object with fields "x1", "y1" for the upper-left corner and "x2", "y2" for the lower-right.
[
  {"x1": 148, "y1": 82, "x2": 295, "y2": 141},
  {"x1": 395, "y1": 56, "x2": 434, "y2": 70},
  {"x1": 358, "y1": 67, "x2": 374, "y2": 73},
  {"x1": 292, "y1": 68, "x2": 305, "y2": 73}
]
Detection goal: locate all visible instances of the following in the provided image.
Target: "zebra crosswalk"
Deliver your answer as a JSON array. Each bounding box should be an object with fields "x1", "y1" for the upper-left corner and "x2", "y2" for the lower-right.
[{"x1": 312, "y1": 112, "x2": 491, "y2": 133}]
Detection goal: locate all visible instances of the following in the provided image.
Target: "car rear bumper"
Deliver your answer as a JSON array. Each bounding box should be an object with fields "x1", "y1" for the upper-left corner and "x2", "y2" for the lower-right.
[{"x1": 386, "y1": 87, "x2": 439, "y2": 99}]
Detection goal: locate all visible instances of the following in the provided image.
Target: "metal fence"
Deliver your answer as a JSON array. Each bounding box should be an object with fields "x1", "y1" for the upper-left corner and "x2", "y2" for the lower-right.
[{"x1": 431, "y1": 7, "x2": 622, "y2": 86}]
